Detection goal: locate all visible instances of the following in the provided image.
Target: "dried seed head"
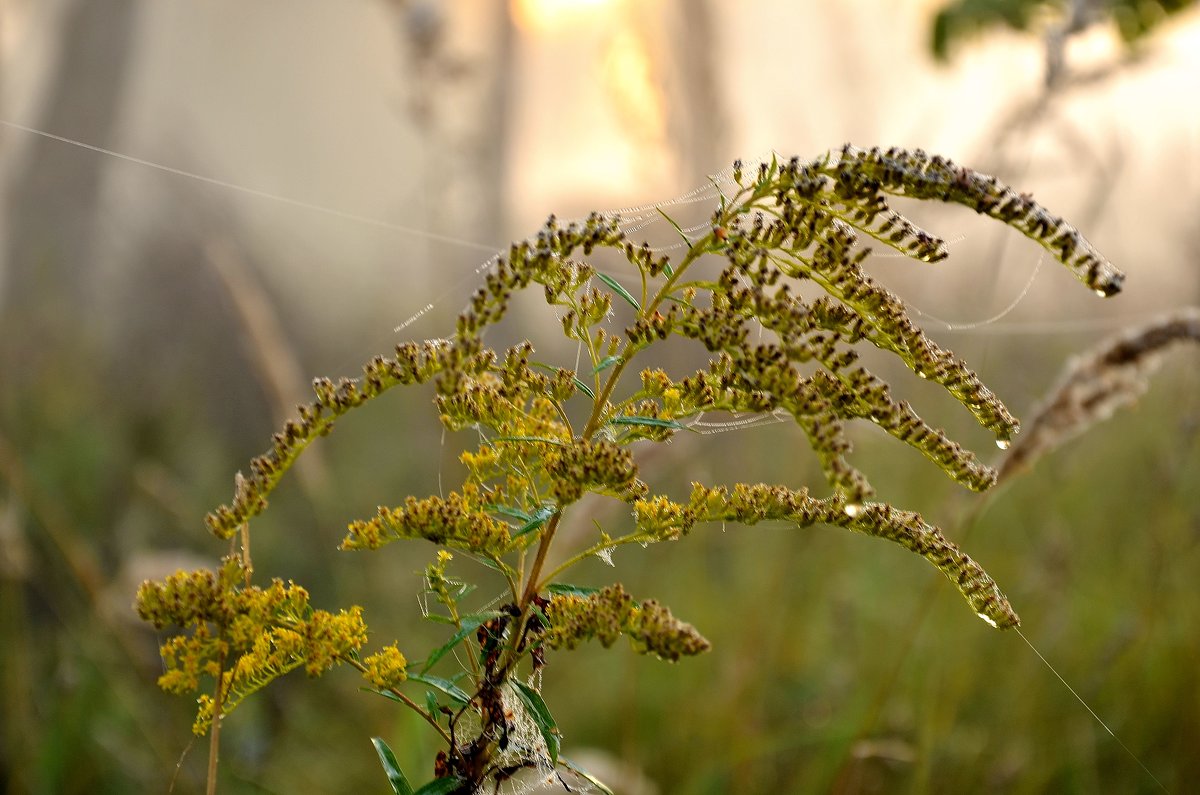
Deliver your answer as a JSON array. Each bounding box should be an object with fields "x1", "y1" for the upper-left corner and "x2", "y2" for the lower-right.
[{"x1": 998, "y1": 308, "x2": 1200, "y2": 483}]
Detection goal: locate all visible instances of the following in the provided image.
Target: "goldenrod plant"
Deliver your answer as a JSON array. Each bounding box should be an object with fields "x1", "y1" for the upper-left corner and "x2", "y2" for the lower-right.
[{"x1": 137, "y1": 145, "x2": 1125, "y2": 794}]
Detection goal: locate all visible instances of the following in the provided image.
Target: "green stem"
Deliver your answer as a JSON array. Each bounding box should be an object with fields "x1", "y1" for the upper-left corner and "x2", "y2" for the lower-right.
[
  {"x1": 343, "y1": 657, "x2": 454, "y2": 746},
  {"x1": 518, "y1": 512, "x2": 562, "y2": 609},
  {"x1": 205, "y1": 652, "x2": 227, "y2": 795},
  {"x1": 536, "y1": 531, "x2": 651, "y2": 591}
]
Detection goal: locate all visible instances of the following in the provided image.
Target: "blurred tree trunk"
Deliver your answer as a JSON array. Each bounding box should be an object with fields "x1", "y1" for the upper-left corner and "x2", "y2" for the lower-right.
[
  {"x1": 477, "y1": 0, "x2": 515, "y2": 243},
  {"x1": 666, "y1": 0, "x2": 727, "y2": 178},
  {"x1": 394, "y1": 0, "x2": 515, "y2": 250},
  {"x1": 0, "y1": 0, "x2": 137, "y2": 369}
]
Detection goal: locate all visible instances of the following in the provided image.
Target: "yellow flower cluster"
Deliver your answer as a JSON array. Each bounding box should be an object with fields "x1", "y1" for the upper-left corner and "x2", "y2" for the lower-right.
[
  {"x1": 135, "y1": 556, "x2": 375, "y2": 735},
  {"x1": 361, "y1": 644, "x2": 409, "y2": 690},
  {"x1": 341, "y1": 485, "x2": 511, "y2": 555},
  {"x1": 632, "y1": 495, "x2": 696, "y2": 542}
]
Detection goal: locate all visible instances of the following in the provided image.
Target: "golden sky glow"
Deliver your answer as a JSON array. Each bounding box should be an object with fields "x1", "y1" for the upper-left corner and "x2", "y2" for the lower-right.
[
  {"x1": 601, "y1": 28, "x2": 665, "y2": 143},
  {"x1": 511, "y1": 0, "x2": 613, "y2": 35}
]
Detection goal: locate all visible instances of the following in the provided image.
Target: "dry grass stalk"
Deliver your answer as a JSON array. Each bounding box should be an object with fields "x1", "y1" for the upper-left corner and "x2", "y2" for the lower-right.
[{"x1": 997, "y1": 307, "x2": 1200, "y2": 483}]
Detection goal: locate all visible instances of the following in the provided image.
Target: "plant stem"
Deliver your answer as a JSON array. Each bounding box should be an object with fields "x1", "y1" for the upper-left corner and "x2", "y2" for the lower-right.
[
  {"x1": 206, "y1": 655, "x2": 227, "y2": 795},
  {"x1": 536, "y1": 531, "x2": 648, "y2": 591},
  {"x1": 519, "y1": 513, "x2": 561, "y2": 609},
  {"x1": 342, "y1": 657, "x2": 454, "y2": 745}
]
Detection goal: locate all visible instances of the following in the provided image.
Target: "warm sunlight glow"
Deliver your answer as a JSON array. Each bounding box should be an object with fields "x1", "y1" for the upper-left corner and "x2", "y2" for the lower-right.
[
  {"x1": 511, "y1": 0, "x2": 613, "y2": 35},
  {"x1": 602, "y1": 28, "x2": 665, "y2": 143}
]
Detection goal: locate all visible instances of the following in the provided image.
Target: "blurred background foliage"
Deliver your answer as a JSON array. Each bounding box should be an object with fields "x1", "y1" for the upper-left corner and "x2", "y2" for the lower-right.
[
  {"x1": 0, "y1": 0, "x2": 1197, "y2": 792},
  {"x1": 931, "y1": 0, "x2": 1197, "y2": 61}
]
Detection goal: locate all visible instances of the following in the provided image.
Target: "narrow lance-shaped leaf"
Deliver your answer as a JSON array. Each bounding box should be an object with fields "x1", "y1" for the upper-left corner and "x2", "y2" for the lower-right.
[
  {"x1": 513, "y1": 504, "x2": 557, "y2": 539},
  {"x1": 405, "y1": 673, "x2": 472, "y2": 706},
  {"x1": 546, "y1": 583, "x2": 601, "y2": 598},
  {"x1": 413, "y1": 777, "x2": 468, "y2": 795},
  {"x1": 559, "y1": 756, "x2": 615, "y2": 795},
  {"x1": 595, "y1": 272, "x2": 641, "y2": 311},
  {"x1": 610, "y1": 415, "x2": 685, "y2": 430},
  {"x1": 372, "y1": 737, "x2": 415, "y2": 795},
  {"x1": 421, "y1": 612, "x2": 505, "y2": 674},
  {"x1": 593, "y1": 354, "x2": 622, "y2": 374},
  {"x1": 513, "y1": 680, "x2": 561, "y2": 764}
]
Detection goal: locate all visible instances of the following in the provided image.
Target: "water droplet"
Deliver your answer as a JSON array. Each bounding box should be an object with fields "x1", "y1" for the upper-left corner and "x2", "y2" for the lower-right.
[
  {"x1": 917, "y1": 371, "x2": 928, "y2": 379},
  {"x1": 976, "y1": 612, "x2": 999, "y2": 628},
  {"x1": 843, "y1": 501, "x2": 863, "y2": 518},
  {"x1": 996, "y1": 439, "x2": 1010, "y2": 450}
]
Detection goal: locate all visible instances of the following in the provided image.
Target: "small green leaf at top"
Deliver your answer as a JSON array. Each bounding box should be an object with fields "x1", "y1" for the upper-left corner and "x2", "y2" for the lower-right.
[
  {"x1": 656, "y1": 207, "x2": 692, "y2": 247},
  {"x1": 514, "y1": 504, "x2": 557, "y2": 539},
  {"x1": 595, "y1": 272, "x2": 640, "y2": 311},
  {"x1": 593, "y1": 354, "x2": 622, "y2": 374},
  {"x1": 546, "y1": 583, "x2": 601, "y2": 598}
]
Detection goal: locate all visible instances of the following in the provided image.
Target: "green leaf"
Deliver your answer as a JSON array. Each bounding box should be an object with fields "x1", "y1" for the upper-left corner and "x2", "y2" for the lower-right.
[
  {"x1": 593, "y1": 355, "x2": 622, "y2": 374},
  {"x1": 559, "y1": 756, "x2": 615, "y2": 795},
  {"x1": 529, "y1": 361, "x2": 594, "y2": 399},
  {"x1": 470, "y1": 554, "x2": 509, "y2": 574},
  {"x1": 406, "y1": 673, "x2": 472, "y2": 705},
  {"x1": 609, "y1": 415, "x2": 684, "y2": 430},
  {"x1": 595, "y1": 272, "x2": 640, "y2": 311},
  {"x1": 372, "y1": 737, "x2": 414, "y2": 795},
  {"x1": 545, "y1": 583, "x2": 600, "y2": 598},
  {"x1": 413, "y1": 777, "x2": 466, "y2": 795},
  {"x1": 421, "y1": 614, "x2": 457, "y2": 626},
  {"x1": 656, "y1": 207, "x2": 691, "y2": 247},
  {"x1": 422, "y1": 613, "x2": 504, "y2": 674},
  {"x1": 424, "y1": 690, "x2": 440, "y2": 717},
  {"x1": 512, "y1": 680, "x2": 560, "y2": 764},
  {"x1": 513, "y1": 504, "x2": 557, "y2": 539},
  {"x1": 527, "y1": 601, "x2": 550, "y2": 631},
  {"x1": 486, "y1": 504, "x2": 532, "y2": 522},
  {"x1": 572, "y1": 377, "x2": 595, "y2": 399}
]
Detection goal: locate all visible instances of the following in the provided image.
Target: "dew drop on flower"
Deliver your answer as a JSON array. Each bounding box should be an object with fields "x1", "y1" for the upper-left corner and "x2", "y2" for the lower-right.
[
  {"x1": 996, "y1": 438, "x2": 1010, "y2": 450},
  {"x1": 843, "y1": 501, "x2": 863, "y2": 518},
  {"x1": 976, "y1": 612, "x2": 999, "y2": 628}
]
